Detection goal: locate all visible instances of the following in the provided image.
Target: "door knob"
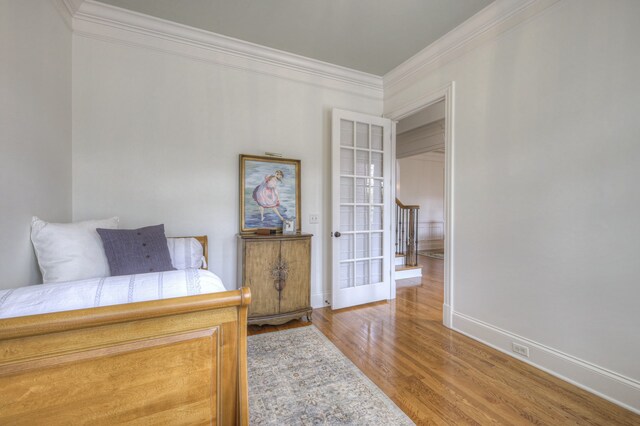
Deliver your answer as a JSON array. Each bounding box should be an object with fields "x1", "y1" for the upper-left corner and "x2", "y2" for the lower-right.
[{"x1": 333, "y1": 231, "x2": 341, "y2": 238}]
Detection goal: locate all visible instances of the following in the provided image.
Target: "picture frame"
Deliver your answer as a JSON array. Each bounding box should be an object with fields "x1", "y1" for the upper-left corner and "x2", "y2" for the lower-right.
[
  {"x1": 239, "y1": 154, "x2": 301, "y2": 233},
  {"x1": 282, "y1": 218, "x2": 296, "y2": 235}
]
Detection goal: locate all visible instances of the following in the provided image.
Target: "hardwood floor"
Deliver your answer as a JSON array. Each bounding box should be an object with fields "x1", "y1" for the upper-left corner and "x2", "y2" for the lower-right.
[{"x1": 249, "y1": 255, "x2": 639, "y2": 425}]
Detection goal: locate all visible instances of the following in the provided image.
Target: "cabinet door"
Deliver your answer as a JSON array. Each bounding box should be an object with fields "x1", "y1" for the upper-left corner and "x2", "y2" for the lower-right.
[
  {"x1": 279, "y1": 238, "x2": 311, "y2": 314},
  {"x1": 244, "y1": 240, "x2": 281, "y2": 317}
]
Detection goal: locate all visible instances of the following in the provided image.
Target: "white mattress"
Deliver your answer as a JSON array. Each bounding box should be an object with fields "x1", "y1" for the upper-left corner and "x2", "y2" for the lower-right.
[{"x1": 0, "y1": 268, "x2": 227, "y2": 319}]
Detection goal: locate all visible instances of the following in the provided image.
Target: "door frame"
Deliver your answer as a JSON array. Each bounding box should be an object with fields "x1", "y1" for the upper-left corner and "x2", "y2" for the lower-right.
[{"x1": 385, "y1": 82, "x2": 455, "y2": 328}]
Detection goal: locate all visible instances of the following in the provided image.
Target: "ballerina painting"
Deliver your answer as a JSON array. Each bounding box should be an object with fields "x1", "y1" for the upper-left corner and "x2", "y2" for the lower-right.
[
  {"x1": 240, "y1": 155, "x2": 301, "y2": 233},
  {"x1": 252, "y1": 170, "x2": 284, "y2": 222}
]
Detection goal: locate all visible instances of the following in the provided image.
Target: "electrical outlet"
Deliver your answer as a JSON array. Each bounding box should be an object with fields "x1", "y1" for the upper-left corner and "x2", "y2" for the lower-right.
[
  {"x1": 512, "y1": 342, "x2": 530, "y2": 357},
  {"x1": 309, "y1": 214, "x2": 320, "y2": 224}
]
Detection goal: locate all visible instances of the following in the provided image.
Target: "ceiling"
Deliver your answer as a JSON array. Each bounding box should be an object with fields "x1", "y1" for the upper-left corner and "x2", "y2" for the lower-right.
[{"x1": 96, "y1": 0, "x2": 494, "y2": 75}]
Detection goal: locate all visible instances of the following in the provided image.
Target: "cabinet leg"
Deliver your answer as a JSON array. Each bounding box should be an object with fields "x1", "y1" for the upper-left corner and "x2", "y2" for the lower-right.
[{"x1": 307, "y1": 311, "x2": 313, "y2": 322}]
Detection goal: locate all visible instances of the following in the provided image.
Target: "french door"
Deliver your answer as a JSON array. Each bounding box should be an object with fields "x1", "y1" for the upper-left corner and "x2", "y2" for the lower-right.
[{"x1": 331, "y1": 109, "x2": 392, "y2": 310}]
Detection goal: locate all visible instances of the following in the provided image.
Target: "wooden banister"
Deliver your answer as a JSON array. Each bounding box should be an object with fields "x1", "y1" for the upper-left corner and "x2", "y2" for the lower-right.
[{"x1": 395, "y1": 198, "x2": 420, "y2": 210}]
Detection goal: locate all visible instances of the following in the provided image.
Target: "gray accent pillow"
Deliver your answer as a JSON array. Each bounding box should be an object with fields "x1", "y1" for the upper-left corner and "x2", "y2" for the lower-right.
[{"x1": 96, "y1": 224, "x2": 176, "y2": 276}]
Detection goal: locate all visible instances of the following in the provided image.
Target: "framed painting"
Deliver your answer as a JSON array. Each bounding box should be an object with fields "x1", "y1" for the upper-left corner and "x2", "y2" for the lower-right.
[{"x1": 239, "y1": 154, "x2": 301, "y2": 233}]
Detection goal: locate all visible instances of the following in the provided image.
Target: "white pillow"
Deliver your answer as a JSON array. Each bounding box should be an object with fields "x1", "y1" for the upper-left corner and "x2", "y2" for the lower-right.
[
  {"x1": 31, "y1": 216, "x2": 119, "y2": 283},
  {"x1": 167, "y1": 237, "x2": 206, "y2": 270}
]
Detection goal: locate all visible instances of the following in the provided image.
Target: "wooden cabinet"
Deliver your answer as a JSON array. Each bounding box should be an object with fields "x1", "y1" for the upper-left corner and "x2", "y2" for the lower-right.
[{"x1": 237, "y1": 233, "x2": 312, "y2": 325}]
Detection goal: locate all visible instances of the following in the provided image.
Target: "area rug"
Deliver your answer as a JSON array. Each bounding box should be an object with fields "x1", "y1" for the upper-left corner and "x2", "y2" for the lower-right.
[
  {"x1": 248, "y1": 326, "x2": 414, "y2": 425},
  {"x1": 418, "y1": 250, "x2": 444, "y2": 260}
]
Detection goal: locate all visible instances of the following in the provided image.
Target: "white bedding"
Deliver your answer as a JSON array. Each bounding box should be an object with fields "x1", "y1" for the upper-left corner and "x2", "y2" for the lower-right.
[{"x1": 0, "y1": 268, "x2": 227, "y2": 320}]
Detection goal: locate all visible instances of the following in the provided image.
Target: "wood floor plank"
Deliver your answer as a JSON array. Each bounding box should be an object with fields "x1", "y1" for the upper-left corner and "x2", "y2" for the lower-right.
[{"x1": 249, "y1": 255, "x2": 639, "y2": 425}]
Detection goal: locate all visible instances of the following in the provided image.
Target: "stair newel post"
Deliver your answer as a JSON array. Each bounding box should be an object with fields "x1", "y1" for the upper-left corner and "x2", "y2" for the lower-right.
[
  {"x1": 395, "y1": 198, "x2": 421, "y2": 269},
  {"x1": 395, "y1": 203, "x2": 399, "y2": 255},
  {"x1": 414, "y1": 208, "x2": 419, "y2": 266},
  {"x1": 407, "y1": 208, "x2": 415, "y2": 267},
  {"x1": 405, "y1": 208, "x2": 410, "y2": 266}
]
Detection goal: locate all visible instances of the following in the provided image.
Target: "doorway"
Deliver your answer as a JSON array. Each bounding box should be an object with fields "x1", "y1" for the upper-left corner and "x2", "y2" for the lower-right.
[
  {"x1": 395, "y1": 101, "x2": 445, "y2": 283},
  {"x1": 387, "y1": 82, "x2": 454, "y2": 328}
]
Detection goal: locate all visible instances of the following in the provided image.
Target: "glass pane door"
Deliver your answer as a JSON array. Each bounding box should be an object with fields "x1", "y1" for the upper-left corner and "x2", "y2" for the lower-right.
[
  {"x1": 339, "y1": 119, "x2": 385, "y2": 289},
  {"x1": 332, "y1": 109, "x2": 391, "y2": 310}
]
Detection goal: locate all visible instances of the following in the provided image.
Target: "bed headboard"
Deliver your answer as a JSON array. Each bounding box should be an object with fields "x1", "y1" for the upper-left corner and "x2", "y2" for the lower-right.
[{"x1": 180, "y1": 235, "x2": 208, "y2": 270}]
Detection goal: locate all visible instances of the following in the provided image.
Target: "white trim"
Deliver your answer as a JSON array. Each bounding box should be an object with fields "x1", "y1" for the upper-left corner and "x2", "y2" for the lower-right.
[
  {"x1": 443, "y1": 83, "x2": 455, "y2": 329},
  {"x1": 51, "y1": 0, "x2": 83, "y2": 30},
  {"x1": 386, "y1": 82, "x2": 455, "y2": 329},
  {"x1": 442, "y1": 304, "x2": 452, "y2": 329},
  {"x1": 311, "y1": 293, "x2": 331, "y2": 309},
  {"x1": 395, "y1": 267, "x2": 422, "y2": 280},
  {"x1": 389, "y1": 120, "x2": 397, "y2": 299},
  {"x1": 70, "y1": 0, "x2": 383, "y2": 100},
  {"x1": 384, "y1": 0, "x2": 561, "y2": 94},
  {"x1": 452, "y1": 311, "x2": 640, "y2": 414},
  {"x1": 54, "y1": 0, "x2": 84, "y2": 16}
]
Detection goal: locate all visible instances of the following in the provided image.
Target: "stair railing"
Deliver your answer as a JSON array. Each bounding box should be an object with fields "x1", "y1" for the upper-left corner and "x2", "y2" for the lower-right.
[{"x1": 395, "y1": 198, "x2": 420, "y2": 267}]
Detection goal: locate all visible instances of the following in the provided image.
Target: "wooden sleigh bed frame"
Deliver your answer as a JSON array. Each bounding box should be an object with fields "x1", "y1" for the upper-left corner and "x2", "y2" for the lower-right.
[{"x1": 0, "y1": 236, "x2": 250, "y2": 425}]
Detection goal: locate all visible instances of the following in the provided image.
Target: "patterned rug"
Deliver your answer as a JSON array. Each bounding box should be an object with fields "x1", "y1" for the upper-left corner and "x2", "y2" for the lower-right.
[
  {"x1": 418, "y1": 250, "x2": 444, "y2": 260},
  {"x1": 248, "y1": 326, "x2": 414, "y2": 425}
]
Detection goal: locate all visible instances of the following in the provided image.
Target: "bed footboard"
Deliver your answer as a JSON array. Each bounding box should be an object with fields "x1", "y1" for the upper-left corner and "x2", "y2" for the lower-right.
[{"x1": 0, "y1": 287, "x2": 250, "y2": 426}]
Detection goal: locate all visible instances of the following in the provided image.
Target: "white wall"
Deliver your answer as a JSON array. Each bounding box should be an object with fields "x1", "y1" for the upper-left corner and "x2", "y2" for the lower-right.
[
  {"x1": 0, "y1": 1, "x2": 72, "y2": 289},
  {"x1": 72, "y1": 33, "x2": 382, "y2": 305},
  {"x1": 397, "y1": 153, "x2": 445, "y2": 251},
  {"x1": 397, "y1": 153, "x2": 444, "y2": 221},
  {"x1": 385, "y1": 0, "x2": 640, "y2": 410}
]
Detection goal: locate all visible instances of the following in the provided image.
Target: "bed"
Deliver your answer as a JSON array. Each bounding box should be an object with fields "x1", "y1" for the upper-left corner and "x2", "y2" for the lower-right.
[{"x1": 0, "y1": 236, "x2": 250, "y2": 425}]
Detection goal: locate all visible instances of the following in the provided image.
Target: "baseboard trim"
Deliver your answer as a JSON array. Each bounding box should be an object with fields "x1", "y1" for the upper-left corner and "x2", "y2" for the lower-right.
[
  {"x1": 452, "y1": 311, "x2": 640, "y2": 414},
  {"x1": 311, "y1": 293, "x2": 331, "y2": 309},
  {"x1": 442, "y1": 304, "x2": 452, "y2": 328}
]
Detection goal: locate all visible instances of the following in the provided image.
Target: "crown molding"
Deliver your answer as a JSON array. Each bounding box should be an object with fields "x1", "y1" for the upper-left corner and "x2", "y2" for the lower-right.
[
  {"x1": 53, "y1": 0, "x2": 560, "y2": 102},
  {"x1": 70, "y1": 0, "x2": 383, "y2": 100},
  {"x1": 64, "y1": 0, "x2": 85, "y2": 14},
  {"x1": 384, "y1": 0, "x2": 562, "y2": 94},
  {"x1": 51, "y1": 0, "x2": 84, "y2": 30}
]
